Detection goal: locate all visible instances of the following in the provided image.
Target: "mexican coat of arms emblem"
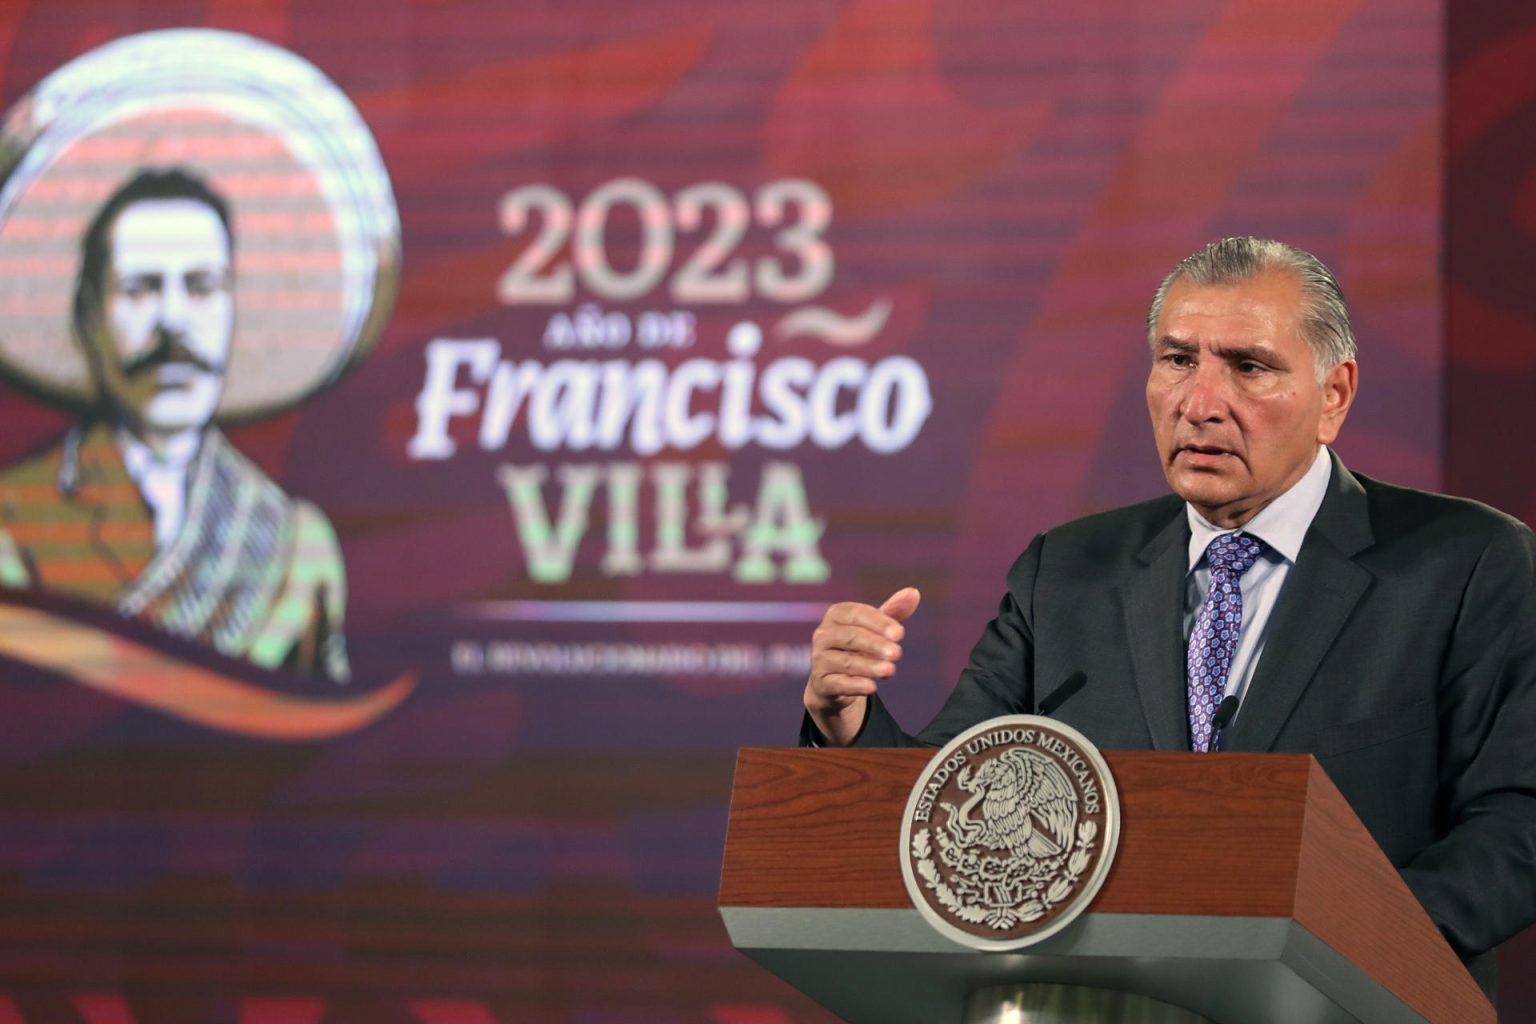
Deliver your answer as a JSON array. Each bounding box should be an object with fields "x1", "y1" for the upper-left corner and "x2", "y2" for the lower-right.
[{"x1": 899, "y1": 715, "x2": 1121, "y2": 949}]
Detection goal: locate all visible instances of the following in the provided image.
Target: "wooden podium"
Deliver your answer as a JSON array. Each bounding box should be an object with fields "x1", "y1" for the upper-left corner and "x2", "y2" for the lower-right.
[{"x1": 719, "y1": 747, "x2": 1493, "y2": 1024}]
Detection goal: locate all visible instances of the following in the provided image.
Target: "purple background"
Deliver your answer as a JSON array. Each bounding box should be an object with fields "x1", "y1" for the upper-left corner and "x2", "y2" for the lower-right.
[{"x1": 0, "y1": 0, "x2": 1526, "y2": 1020}]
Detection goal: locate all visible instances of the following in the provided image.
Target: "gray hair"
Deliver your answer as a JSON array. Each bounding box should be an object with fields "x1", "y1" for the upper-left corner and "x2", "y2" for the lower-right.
[{"x1": 1146, "y1": 237, "x2": 1356, "y2": 381}]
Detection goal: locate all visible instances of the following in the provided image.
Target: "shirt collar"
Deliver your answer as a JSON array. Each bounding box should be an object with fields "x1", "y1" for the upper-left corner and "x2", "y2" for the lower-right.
[
  {"x1": 116, "y1": 428, "x2": 201, "y2": 483},
  {"x1": 1186, "y1": 445, "x2": 1333, "y2": 571}
]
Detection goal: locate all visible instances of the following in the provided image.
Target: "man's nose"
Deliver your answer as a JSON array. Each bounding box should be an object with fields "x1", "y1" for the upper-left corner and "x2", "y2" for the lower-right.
[
  {"x1": 155, "y1": 280, "x2": 190, "y2": 335},
  {"x1": 1179, "y1": 364, "x2": 1230, "y2": 422}
]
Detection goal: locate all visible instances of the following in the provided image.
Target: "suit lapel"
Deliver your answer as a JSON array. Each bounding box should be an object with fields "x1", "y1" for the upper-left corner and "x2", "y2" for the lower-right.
[
  {"x1": 70, "y1": 424, "x2": 154, "y2": 587},
  {"x1": 1222, "y1": 453, "x2": 1375, "y2": 752},
  {"x1": 1121, "y1": 509, "x2": 1192, "y2": 751}
]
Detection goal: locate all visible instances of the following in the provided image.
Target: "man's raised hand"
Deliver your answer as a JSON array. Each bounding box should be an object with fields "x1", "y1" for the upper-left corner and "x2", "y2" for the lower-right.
[{"x1": 803, "y1": 587, "x2": 921, "y2": 746}]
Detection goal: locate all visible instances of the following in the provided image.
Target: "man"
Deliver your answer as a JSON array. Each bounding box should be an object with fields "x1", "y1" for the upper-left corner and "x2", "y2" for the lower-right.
[
  {"x1": 0, "y1": 168, "x2": 349, "y2": 680},
  {"x1": 803, "y1": 237, "x2": 1536, "y2": 997}
]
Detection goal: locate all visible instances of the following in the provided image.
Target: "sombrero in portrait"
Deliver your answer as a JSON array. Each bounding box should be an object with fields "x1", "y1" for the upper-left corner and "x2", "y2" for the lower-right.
[{"x1": 0, "y1": 28, "x2": 400, "y2": 419}]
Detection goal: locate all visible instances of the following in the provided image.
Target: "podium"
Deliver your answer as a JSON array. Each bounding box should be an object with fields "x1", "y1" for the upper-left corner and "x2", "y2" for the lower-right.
[{"x1": 718, "y1": 747, "x2": 1493, "y2": 1023}]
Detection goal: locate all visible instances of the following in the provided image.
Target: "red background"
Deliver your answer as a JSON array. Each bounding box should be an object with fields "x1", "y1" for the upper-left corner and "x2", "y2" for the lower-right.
[{"x1": 0, "y1": 0, "x2": 1527, "y2": 1020}]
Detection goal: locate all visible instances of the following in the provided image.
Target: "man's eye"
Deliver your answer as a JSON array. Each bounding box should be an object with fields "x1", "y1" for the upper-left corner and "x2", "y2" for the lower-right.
[
  {"x1": 1237, "y1": 361, "x2": 1265, "y2": 374},
  {"x1": 185, "y1": 272, "x2": 228, "y2": 298},
  {"x1": 117, "y1": 278, "x2": 155, "y2": 300},
  {"x1": 1168, "y1": 353, "x2": 1193, "y2": 368}
]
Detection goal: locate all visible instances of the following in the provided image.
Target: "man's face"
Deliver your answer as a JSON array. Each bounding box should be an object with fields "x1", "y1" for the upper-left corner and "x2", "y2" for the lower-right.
[
  {"x1": 81, "y1": 197, "x2": 234, "y2": 437},
  {"x1": 1145, "y1": 268, "x2": 1357, "y2": 528}
]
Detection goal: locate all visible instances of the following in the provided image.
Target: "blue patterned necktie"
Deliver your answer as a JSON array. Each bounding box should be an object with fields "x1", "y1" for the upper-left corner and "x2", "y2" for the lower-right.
[{"x1": 1187, "y1": 531, "x2": 1264, "y2": 752}]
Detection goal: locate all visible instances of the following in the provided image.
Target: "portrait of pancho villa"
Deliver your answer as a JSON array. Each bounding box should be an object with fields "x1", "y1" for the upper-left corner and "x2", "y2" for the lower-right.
[{"x1": 0, "y1": 30, "x2": 399, "y2": 685}]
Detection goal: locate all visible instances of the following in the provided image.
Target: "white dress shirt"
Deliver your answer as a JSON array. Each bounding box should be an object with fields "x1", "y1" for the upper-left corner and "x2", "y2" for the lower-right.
[
  {"x1": 1182, "y1": 445, "x2": 1333, "y2": 721},
  {"x1": 117, "y1": 429, "x2": 201, "y2": 552}
]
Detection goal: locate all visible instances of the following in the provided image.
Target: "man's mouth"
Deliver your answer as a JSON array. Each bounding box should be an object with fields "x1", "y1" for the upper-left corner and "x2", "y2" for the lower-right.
[
  {"x1": 1176, "y1": 444, "x2": 1235, "y2": 464},
  {"x1": 146, "y1": 362, "x2": 205, "y2": 387}
]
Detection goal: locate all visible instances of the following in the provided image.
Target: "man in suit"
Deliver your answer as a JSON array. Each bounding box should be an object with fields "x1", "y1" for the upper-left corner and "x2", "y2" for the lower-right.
[
  {"x1": 0, "y1": 167, "x2": 349, "y2": 680},
  {"x1": 802, "y1": 237, "x2": 1536, "y2": 996}
]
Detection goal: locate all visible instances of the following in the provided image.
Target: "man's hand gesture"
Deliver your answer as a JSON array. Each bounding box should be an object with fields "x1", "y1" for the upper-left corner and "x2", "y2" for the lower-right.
[{"x1": 803, "y1": 587, "x2": 921, "y2": 746}]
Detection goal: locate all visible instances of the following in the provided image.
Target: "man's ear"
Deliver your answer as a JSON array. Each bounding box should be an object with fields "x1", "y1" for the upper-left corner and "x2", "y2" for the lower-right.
[{"x1": 1316, "y1": 358, "x2": 1358, "y2": 445}]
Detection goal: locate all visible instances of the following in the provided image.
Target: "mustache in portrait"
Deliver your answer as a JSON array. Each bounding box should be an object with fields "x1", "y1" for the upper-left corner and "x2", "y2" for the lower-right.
[{"x1": 121, "y1": 326, "x2": 225, "y2": 377}]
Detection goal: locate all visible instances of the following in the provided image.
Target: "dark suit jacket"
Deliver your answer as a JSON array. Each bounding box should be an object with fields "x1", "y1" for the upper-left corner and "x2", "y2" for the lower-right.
[{"x1": 811, "y1": 453, "x2": 1536, "y2": 994}]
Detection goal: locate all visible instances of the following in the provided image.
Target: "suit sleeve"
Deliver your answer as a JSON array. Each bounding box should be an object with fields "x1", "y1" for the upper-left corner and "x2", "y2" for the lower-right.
[
  {"x1": 1399, "y1": 517, "x2": 1536, "y2": 959},
  {"x1": 798, "y1": 535, "x2": 1045, "y2": 749},
  {"x1": 0, "y1": 524, "x2": 29, "y2": 589},
  {"x1": 246, "y1": 501, "x2": 351, "y2": 682}
]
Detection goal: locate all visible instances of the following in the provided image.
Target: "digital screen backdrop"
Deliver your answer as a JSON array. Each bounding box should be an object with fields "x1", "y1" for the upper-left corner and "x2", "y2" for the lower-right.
[{"x1": 0, "y1": 0, "x2": 1519, "y2": 1020}]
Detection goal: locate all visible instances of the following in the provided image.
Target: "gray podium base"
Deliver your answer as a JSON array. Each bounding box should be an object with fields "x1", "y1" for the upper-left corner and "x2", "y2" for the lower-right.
[
  {"x1": 721, "y1": 907, "x2": 1430, "y2": 1023},
  {"x1": 965, "y1": 984, "x2": 1212, "y2": 1024}
]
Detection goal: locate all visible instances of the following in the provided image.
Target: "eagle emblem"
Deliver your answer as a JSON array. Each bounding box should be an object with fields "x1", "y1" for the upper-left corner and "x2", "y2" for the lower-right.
[
  {"x1": 944, "y1": 746, "x2": 1077, "y2": 860},
  {"x1": 899, "y1": 716, "x2": 1120, "y2": 950}
]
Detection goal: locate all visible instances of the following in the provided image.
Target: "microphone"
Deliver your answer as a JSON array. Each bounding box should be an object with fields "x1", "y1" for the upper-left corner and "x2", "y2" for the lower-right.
[
  {"x1": 1037, "y1": 672, "x2": 1087, "y2": 717},
  {"x1": 1209, "y1": 694, "x2": 1240, "y2": 751}
]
